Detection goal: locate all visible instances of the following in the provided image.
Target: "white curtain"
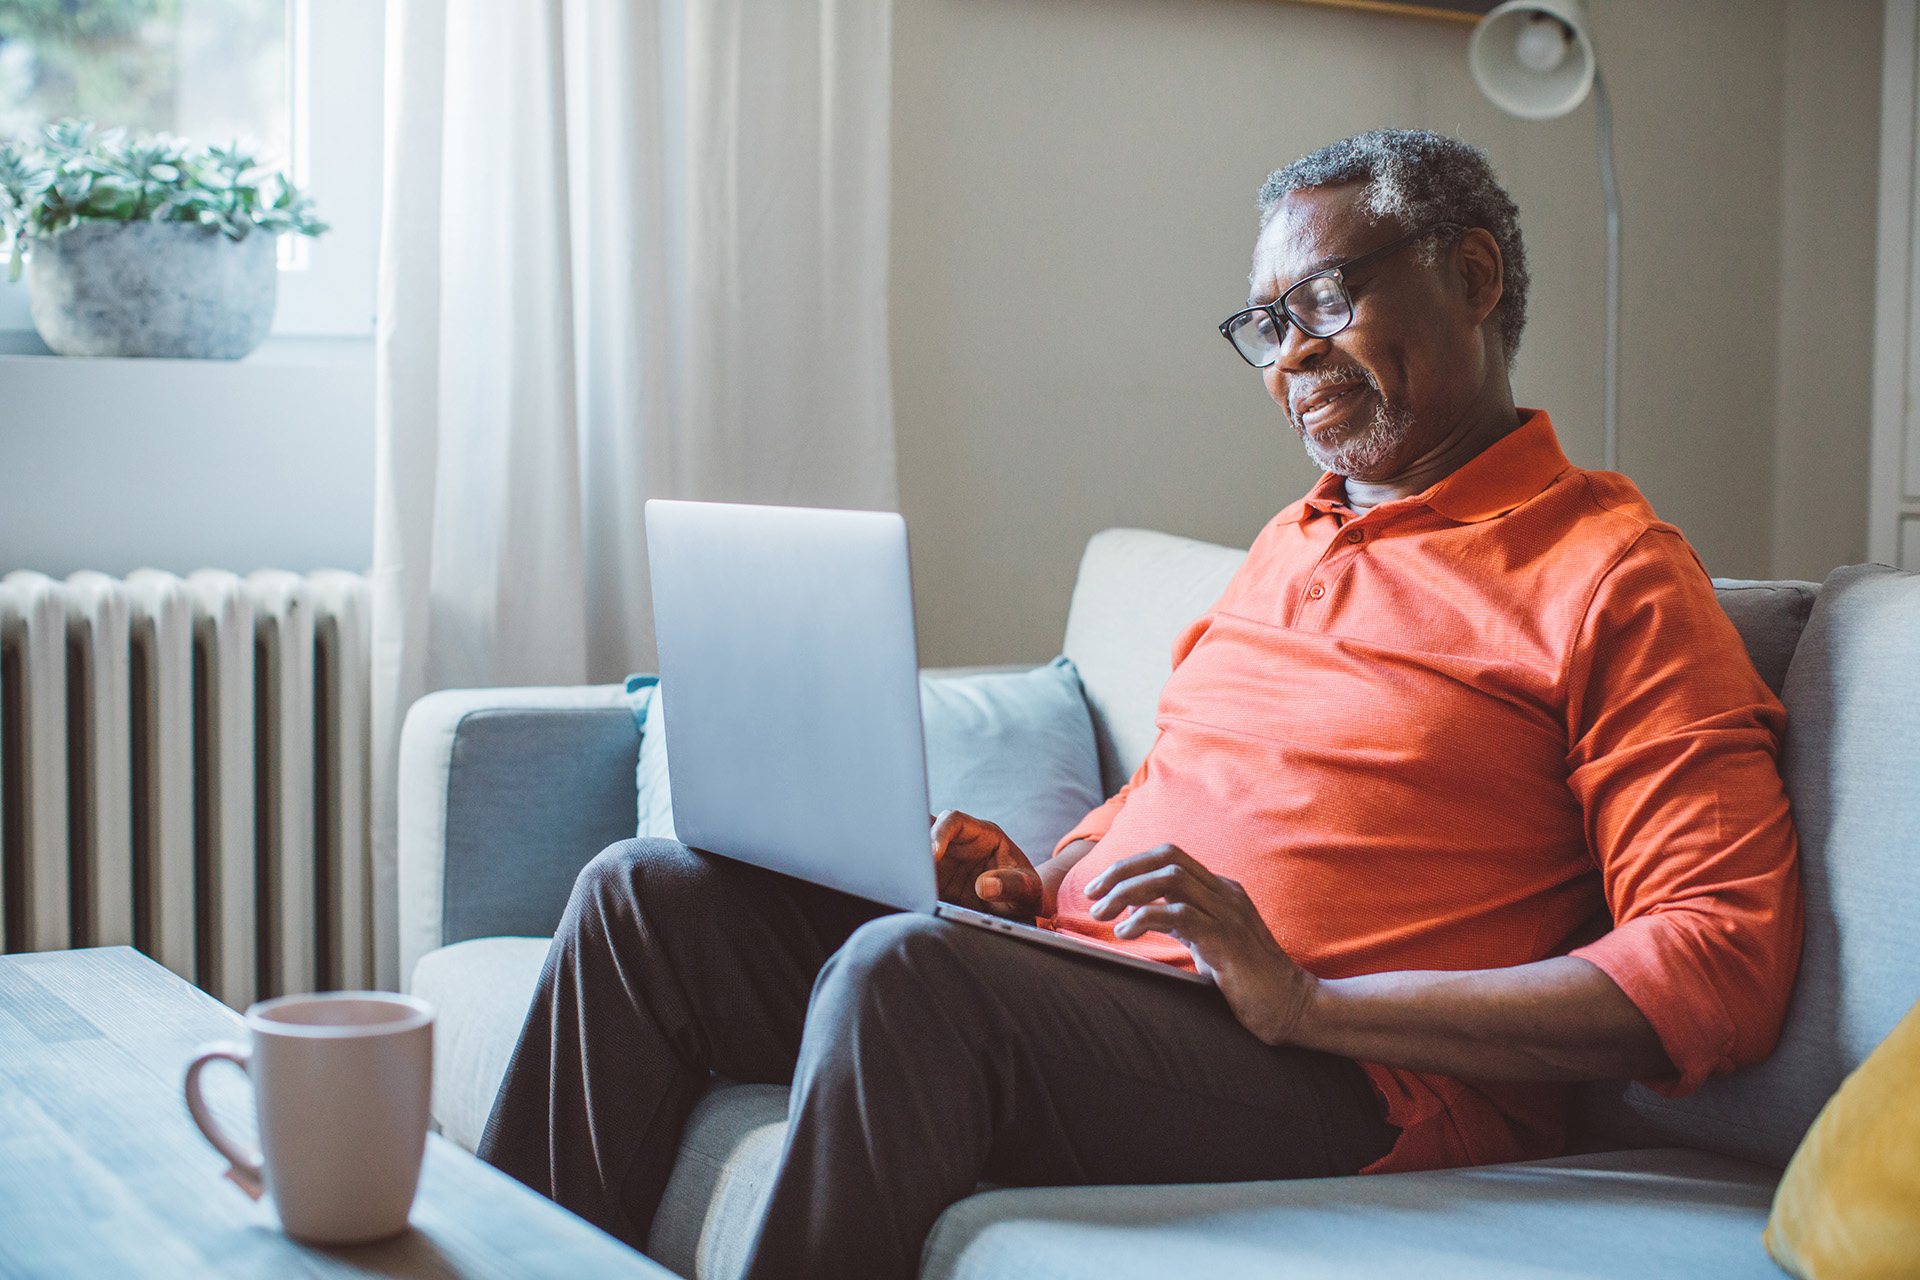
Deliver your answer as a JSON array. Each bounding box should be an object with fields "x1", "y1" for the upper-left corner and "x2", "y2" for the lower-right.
[{"x1": 369, "y1": 0, "x2": 896, "y2": 988}]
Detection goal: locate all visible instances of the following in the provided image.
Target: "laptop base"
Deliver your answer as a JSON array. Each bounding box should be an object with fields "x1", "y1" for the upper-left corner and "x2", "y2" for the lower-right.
[{"x1": 931, "y1": 903, "x2": 1213, "y2": 985}]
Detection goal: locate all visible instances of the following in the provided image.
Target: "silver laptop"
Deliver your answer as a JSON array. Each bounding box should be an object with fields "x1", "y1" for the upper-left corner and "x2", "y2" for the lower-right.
[{"x1": 644, "y1": 499, "x2": 1208, "y2": 986}]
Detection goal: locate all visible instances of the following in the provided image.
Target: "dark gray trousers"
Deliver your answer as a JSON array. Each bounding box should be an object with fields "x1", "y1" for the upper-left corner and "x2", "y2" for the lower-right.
[{"x1": 477, "y1": 838, "x2": 1396, "y2": 1280}]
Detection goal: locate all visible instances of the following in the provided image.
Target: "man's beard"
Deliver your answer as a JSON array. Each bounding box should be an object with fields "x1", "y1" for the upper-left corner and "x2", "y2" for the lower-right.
[{"x1": 1288, "y1": 366, "x2": 1416, "y2": 478}]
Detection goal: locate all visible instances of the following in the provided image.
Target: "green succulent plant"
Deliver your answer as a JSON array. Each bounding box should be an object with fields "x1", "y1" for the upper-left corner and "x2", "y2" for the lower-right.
[{"x1": 0, "y1": 118, "x2": 327, "y2": 282}]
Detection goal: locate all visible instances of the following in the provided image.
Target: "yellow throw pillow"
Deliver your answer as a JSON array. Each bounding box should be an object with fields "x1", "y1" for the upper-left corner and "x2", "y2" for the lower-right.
[{"x1": 1765, "y1": 997, "x2": 1920, "y2": 1279}]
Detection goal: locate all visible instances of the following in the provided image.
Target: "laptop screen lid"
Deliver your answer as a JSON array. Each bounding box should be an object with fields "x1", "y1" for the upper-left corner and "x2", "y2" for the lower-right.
[{"x1": 644, "y1": 499, "x2": 940, "y2": 912}]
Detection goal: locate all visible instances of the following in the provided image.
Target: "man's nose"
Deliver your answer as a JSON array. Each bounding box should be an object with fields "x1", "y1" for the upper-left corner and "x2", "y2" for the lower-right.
[
  {"x1": 1264, "y1": 316, "x2": 1329, "y2": 403},
  {"x1": 1273, "y1": 313, "x2": 1330, "y2": 371}
]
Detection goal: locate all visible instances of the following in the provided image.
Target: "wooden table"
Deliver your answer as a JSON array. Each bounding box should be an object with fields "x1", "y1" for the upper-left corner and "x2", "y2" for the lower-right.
[{"x1": 0, "y1": 947, "x2": 672, "y2": 1278}]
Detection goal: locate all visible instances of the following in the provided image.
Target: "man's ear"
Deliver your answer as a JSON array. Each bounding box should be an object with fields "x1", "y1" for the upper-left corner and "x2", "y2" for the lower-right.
[{"x1": 1455, "y1": 227, "x2": 1505, "y2": 328}]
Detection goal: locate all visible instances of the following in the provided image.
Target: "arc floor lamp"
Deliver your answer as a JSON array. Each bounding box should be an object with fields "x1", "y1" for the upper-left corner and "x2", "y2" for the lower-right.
[{"x1": 1469, "y1": 0, "x2": 1621, "y2": 472}]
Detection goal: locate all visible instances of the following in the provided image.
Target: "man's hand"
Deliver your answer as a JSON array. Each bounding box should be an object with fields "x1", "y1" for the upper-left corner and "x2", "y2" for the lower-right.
[
  {"x1": 1084, "y1": 843, "x2": 1314, "y2": 1044},
  {"x1": 931, "y1": 810, "x2": 1045, "y2": 920},
  {"x1": 1085, "y1": 843, "x2": 1677, "y2": 1082}
]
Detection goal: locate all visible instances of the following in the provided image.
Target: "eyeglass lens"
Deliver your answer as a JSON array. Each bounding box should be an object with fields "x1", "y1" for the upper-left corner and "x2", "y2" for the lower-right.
[
  {"x1": 1225, "y1": 273, "x2": 1354, "y2": 367},
  {"x1": 1225, "y1": 309, "x2": 1280, "y2": 366},
  {"x1": 1287, "y1": 275, "x2": 1352, "y2": 336}
]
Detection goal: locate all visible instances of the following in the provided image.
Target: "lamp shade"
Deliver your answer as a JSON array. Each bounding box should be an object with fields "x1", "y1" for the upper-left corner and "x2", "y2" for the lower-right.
[{"x1": 1469, "y1": 0, "x2": 1596, "y2": 120}]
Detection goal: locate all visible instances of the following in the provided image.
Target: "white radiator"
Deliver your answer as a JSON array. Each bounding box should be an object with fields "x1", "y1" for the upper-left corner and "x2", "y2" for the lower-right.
[{"x1": 0, "y1": 569, "x2": 372, "y2": 1009}]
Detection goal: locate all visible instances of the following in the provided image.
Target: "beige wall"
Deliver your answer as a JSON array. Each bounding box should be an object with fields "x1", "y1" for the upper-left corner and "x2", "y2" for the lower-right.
[
  {"x1": 891, "y1": 0, "x2": 1879, "y2": 665},
  {"x1": 1772, "y1": 0, "x2": 1881, "y2": 583}
]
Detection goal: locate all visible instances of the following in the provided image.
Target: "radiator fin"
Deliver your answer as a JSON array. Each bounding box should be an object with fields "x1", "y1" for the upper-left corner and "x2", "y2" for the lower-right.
[
  {"x1": 66, "y1": 571, "x2": 135, "y2": 950},
  {"x1": 127, "y1": 570, "x2": 196, "y2": 982},
  {"x1": 0, "y1": 573, "x2": 71, "y2": 953}
]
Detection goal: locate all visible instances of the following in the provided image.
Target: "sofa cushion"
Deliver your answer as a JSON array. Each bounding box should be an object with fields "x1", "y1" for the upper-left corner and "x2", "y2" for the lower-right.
[
  {"x1": 649, "y1": 1083, "x2": 792, "y2": 1280},
  {"x1": 920, "y1": 659, "x2": 1105, "y2": 857},
  {"x1": 641, "y1": 1084, "x2": 1779, "y2": 1280},
  {"x1": 1061, "y1": 529, "x2": 1246, "y2": 796},
  {"x1": 1578, "y1": 565, "x2": 1920, "y2": 1165},
  {"x1": 1706, "y1": 578, "x2": 1819, "y2": 696},
  {"x1": 921, "y1": 1148, "x2": 1780, "y2": 1280},
  {"x1": 628, "y1": 676, "x2": 678, "y2": 842},
  {"x1": 409, "y1": 935, "x2": 551, "y2": 1152}
]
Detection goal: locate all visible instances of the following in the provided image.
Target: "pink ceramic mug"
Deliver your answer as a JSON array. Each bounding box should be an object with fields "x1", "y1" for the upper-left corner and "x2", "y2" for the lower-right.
[{"x1": 184, "y1": 991, "x2": 435, "y2": 1244}]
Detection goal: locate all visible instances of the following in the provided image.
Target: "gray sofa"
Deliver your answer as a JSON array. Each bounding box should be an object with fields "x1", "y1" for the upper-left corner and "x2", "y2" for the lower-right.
[{"x1": 398, "y1": 527, "x2": 1920, "y2": 1280}]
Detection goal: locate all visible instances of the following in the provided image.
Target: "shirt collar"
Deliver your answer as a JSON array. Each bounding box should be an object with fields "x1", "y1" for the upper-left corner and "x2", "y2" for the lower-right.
[{"x1": 1299, "y1": 410, "x2": 1572, "y2": 525}]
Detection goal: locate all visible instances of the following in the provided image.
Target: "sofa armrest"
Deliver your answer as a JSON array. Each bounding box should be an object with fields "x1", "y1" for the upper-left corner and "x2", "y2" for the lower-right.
[{"x1": 398, "y1": 684, "x2": 639, "y2": 989}]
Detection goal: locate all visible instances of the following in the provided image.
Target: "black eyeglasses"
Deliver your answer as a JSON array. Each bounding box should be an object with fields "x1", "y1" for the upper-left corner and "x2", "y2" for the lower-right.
[{"x1": 1218, "y1": 222, "x2": 1459, "y2": 369}]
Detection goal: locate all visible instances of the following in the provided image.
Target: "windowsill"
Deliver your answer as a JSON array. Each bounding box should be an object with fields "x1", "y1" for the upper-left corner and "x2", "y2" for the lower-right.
[
  {"x1": 0, "y1": 328, "x2": 377, "y2": 578},
  {"x1": 0, "y1": 330, "x2": 373, "y2": 367}
]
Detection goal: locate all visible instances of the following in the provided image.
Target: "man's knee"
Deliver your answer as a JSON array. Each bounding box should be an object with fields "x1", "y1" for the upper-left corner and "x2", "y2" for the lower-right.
[
  {"x1": 814, "y1": 914, "x2": 981, "y2": 1011},
  {"x1": 570, "y1": 837, "x2": 712, "y2": 919},
  {"x1": 799, "y1": 916, "x2": 1009, "y2": 1095}
]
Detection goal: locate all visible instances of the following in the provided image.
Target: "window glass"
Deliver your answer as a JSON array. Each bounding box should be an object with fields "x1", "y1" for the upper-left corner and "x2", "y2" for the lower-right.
[{"x1": 0, "y1": 0, "x2": 290, "y2": 172}]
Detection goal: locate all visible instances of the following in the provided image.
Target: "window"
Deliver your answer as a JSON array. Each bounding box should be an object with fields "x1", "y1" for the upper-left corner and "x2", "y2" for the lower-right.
[
  {"x1": 0, "y1": 1, "x2": 293, "y2": 169},
  {"x1": 0, "y1": 0, "x2": 382, "y2": 339}
]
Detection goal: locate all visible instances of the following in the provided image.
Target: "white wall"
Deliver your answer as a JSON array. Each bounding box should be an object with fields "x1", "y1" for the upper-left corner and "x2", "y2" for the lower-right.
[
  {"x1": 0, "y1": 336, "x2": 374, "y2": 577},
  {"x1": 891, "y1": 0, "x2": 1874, "y2": 666}
]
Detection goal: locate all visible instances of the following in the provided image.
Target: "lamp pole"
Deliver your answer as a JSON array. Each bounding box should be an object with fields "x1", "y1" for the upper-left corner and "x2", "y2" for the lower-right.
[{"x1": 1469, "y1": 0, "x2": 1619, "y2": 472}]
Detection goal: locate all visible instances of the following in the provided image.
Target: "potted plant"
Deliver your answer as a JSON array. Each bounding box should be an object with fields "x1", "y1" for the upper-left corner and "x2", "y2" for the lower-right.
[{"x1": 0, "y1": 120, "x2": 327, "y2": 359}]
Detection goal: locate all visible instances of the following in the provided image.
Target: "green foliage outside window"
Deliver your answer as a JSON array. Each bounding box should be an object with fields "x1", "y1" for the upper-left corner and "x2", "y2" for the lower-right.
[{"x1": 0, "y1": 1, "x2": 185, "y2": 142}]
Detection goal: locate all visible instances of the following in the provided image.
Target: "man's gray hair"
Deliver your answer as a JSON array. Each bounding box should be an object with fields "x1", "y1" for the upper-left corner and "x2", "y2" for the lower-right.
[{"x1": 1257, "y1": 129, "x2": 1529, "y2": 362}]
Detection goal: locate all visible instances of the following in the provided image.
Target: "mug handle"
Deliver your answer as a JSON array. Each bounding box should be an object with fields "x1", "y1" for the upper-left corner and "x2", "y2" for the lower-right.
[{"x1": 184, "y1": 1042, "x2": 267, "y2": 1200}]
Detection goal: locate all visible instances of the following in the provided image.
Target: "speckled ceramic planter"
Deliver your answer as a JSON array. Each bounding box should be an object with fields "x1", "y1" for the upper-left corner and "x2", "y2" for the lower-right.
[{"x1": 26, "y1": 220, "x2": 277, "y2": 359}]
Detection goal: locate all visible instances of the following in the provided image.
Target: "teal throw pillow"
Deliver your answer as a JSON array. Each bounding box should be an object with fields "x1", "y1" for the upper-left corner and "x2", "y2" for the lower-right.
[{"x1": 623, "y1": 657, "x2": 1103, "y2": 863}]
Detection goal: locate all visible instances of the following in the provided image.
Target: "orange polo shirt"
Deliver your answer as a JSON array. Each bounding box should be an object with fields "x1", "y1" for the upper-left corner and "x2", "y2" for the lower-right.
[{"x1": 1050, "y1": 410, "x2": 1803, "y2": 1174}]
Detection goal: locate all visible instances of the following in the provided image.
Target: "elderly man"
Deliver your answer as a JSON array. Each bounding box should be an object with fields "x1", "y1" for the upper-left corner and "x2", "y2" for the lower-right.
[{"x1": 479, "y1": 130, "x2": 1801, "y2": 1280}]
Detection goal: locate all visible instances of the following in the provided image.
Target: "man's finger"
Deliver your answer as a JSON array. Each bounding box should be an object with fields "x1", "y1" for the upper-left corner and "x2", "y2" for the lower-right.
[
  {"x1": 1083, "y1": 843, "x2": 1210, "y2": 898},
  {"x1": 1087, "y1": 862, "x2": 1202, "y2": 920},
  {"x1": 930, "y1": 809, "x2": 970, "y2": 859},
  {"x1": 976, "y1": 867, "x2": 1041, "y2": 903},
  {"x1": 1110, "y1": 902, "x2": 1201, "y2": 944}
]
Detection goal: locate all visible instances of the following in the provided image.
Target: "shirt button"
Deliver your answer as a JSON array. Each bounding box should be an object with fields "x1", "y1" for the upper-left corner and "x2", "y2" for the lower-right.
[
  {"x1": 1345, "y1": 528, "x2": 1364, "y2": 544},
  {"x1": 1307, "y1": 583, "x2": 1326, "y2": 600}
]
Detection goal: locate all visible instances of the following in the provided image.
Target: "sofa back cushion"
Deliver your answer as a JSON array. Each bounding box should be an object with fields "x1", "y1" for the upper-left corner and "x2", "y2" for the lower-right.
[
  {"x1": 1577, "y1": 565, "x2": 1920, "y2": 1164},
  {"x1": 1062, "y1": 529, "x2": 1246, "y2": 796},
  {"x1": 1704, "y1": 579, "x2": 1819, "y2": 696}
]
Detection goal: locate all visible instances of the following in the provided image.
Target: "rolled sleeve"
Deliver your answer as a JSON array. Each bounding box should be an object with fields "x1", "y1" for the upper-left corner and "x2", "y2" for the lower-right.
[
  {"x1": 1564, "y1": 532, "x2": 1803, "y2": 1095},
  {"x1": 1575, "y1": 912, "x2": 1741, "y2": 1094}
]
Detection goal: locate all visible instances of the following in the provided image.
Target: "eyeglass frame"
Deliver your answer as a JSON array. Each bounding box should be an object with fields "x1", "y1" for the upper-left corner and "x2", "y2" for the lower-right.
[{"x1": 1218, "y1": 221, "x2": 1463, "y2": 369}]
